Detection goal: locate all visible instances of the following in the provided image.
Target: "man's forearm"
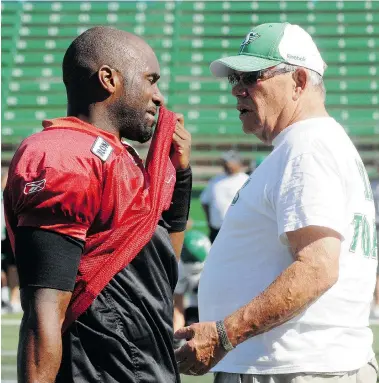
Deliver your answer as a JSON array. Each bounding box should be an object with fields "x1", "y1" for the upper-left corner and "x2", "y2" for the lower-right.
[
  {"x1": 170, "y1": 231, "x2": 185, "y2": 260},
  {"x1": 18, "y1": 288, "x2": 72, "y2": 383},
  {"x1": 223, "y1": 259, "x2": 338, "y2": 347},
  {"x1": 18, "y1": 315, "x2": 63, "y2": 383}
]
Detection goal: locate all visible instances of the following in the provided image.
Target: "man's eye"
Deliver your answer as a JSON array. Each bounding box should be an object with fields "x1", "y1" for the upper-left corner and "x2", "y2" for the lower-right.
[
  {"x1": 227, "y1": 75, "x2": 239, "y2": 85},
  {"x1": 242, "y1": 73, "x2": 259, "y2": 85}
]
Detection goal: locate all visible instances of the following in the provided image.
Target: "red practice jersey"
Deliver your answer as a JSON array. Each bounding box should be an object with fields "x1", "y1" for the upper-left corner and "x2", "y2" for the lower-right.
[{"x1": 4, "y1": 115, "x2": 177, "y2": 326}]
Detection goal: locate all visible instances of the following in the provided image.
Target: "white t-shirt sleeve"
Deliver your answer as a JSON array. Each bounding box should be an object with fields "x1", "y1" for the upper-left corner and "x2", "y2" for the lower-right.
[{"x1": 274, "y1": 152, "x2": 346, "y2": 244}]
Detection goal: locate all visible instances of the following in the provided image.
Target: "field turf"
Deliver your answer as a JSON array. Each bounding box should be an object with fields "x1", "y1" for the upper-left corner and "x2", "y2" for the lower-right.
[
  {"x1": 1, "y1": 312, "x2": 213, "y2": 383},
  {"x1": 2, "y1": 313, "x2": 379, "y2": 382}
]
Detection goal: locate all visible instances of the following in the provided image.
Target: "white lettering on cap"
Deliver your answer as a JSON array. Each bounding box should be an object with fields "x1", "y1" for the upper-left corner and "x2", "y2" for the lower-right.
[
  {"x1": 91, "y1": 137, "x2": 113, "y2": 162},
  {"x1": 278, "y1": 24, "x2": 325, "y2": 76}
]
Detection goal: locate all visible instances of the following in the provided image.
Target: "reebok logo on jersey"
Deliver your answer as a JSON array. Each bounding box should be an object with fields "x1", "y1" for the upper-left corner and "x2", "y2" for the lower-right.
[
  {"x1": 24, "y1": 179, "x2": 46, "y2": 195},
  {"x1": 91, "y1": 137, "x2": 113, "y2": 162}
]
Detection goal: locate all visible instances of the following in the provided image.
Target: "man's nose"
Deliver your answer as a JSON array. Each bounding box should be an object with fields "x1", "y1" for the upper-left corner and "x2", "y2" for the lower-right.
[
  {"x1": 232, "y1": 83, "x2": 247, "y2": 98},
  {"x1": 153, "y1": 85, "x2": 164, "y2": 106}
]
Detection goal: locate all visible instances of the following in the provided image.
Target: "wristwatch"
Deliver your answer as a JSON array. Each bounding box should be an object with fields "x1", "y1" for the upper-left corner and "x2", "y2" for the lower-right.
[{"x1": 216, "y1": 320, "x2": 234, "y2": 352}]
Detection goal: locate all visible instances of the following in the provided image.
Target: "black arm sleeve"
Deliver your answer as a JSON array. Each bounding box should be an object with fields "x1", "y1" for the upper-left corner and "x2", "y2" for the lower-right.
[
  {"x1": 15, "y1": 227, "x2": 84, "y2": 292},
  {"x1": 161, "y1": 167, "x2": 192, "y2": 233}
]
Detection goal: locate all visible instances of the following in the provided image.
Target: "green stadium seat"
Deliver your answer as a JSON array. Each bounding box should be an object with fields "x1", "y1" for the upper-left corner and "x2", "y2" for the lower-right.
[
  {"x1": 18, "y1": 1, "x2": 170, "y2": 12},
  {"x1": 1, "y1": 1, "x2": 21, "y2": 12},
  {"x1": 15, "y1": 39, "x2": 72, "y2": 50},
  {"x1": 1, "y1": 39, "x2": 13, "y2": 51},
  {"x1": 3, "y1": 109, "x2": 65, "y2": 122},
  {"x1": 167, "y1": 36, "x2": 379, "y2": 52},
  {"x1": 14, "y1": 25, "x2": 176, "y2": 38},
  {"x1": 7, "y1": 81, "x2": 64, "y2": 93},
  {"x1": 6, "y1": 94, "x2": 65, "y2": 107},
  {"x1": 1, "y1": 13, "x2": 20, "y2": 25},
  {"x1": 187, "y1": 12, "x2": 379, "y2": 25},
  {"x1": 9, "y1": 66, "x2": 61, "y2": 78},
  {"x1": 179, "y1": 1, "x2": 378, "y2": 12},
  {"x1": 19, "y1": 13, "x2": 170, "y2": 25},
  {"x1": 175, "y1": 24, "x2": 377, "y2": 37},
  {"x1": 1, "y1": 0, "x2": 378, "y2": 180}
]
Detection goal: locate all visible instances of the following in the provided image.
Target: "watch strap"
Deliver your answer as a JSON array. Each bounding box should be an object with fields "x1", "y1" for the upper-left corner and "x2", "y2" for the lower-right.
[{"x1": 216, "y1": 320, "x2": 234, "y2": 352}]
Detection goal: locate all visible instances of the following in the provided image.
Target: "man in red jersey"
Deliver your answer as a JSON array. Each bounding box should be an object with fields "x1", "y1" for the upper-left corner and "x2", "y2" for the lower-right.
[{"x1": 4, "y1": 26, "x2": 192, "y2": 383}]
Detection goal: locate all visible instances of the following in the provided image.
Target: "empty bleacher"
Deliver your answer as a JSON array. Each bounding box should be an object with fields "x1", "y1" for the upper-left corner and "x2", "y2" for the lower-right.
[{"x1": 1, "y1": 0, "x2": 379, "y2": 182}]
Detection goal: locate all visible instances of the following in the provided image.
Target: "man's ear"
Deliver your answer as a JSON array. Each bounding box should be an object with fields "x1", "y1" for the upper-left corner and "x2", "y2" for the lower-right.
[
  {"x1": 97, "y1": 65, "x2": 118, "y2": 95},
  {"x1": 292, "y1": 68, "x2": 308, "y2": 101}
]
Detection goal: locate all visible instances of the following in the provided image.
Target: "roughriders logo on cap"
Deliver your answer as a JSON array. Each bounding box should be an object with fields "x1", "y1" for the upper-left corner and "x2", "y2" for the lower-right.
[
  {"x1": 24, "y1": 179, "x2": 46, "y2": 195},
  {"x1": 239, "y1": 31, "x2": 261, "y2": 53}
]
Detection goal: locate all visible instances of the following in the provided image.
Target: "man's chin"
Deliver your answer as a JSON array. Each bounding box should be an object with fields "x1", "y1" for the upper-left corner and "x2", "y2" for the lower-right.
[
  {"x1": 120, "y1": 123, "x2": 153, "y2": 144},
  {"x1": 137, "y1": 126, "x2": 154, "y2": 143}
]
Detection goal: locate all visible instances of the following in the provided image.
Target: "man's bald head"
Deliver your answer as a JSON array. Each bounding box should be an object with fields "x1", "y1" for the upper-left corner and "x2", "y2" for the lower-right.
[
  {"x1": 62, "y1": 26, "x2": 164, "y2": 143},
  {"x1": 62, "y1": 26, "x2": 154, "y2": 97}
]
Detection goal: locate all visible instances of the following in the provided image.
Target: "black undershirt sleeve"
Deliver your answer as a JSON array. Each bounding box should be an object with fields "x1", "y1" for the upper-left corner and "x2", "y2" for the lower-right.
[
  {"x1": 161, "y1": 166, "x2": 192, "y2": 233},
  {"x1": 15, "y1": 227, "x2": 84, "y2": 292}
]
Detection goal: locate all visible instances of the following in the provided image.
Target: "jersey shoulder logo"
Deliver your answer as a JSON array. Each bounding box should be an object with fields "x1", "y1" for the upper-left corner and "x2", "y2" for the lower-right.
[
  {"x1": 91, "y1": 137, "x2": 113, "y2": 162},
  {"x1": 24, "y1": 179, "x2": 46, "y2": 195}
]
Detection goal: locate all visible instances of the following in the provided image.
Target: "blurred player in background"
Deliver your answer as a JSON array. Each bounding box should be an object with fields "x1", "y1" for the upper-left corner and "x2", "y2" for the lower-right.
[
  {"x1": 246, "y1": 154, "x2": 266, "y2": 176},
  {"x1": 4, "y1": 26, "x2": 191, "y2": 383},
  {"x1": 175, "y1": 22, "x2": 378, "y2": 383},
  {"x1": 173, "y1": 219, "x2": 211, "y2": 334},
  {"x1": 371, "y1": 159, "x2": 379, "y2": 318},
  {"x1": 1, "y1": 171, "x2": 11, "y2": 313},
  {"x1": 1, "y1": 172, "x2": 21, "y2": 313},
  {"x1": 200, "y1": 150, "x2": 249, "y2": 242}
]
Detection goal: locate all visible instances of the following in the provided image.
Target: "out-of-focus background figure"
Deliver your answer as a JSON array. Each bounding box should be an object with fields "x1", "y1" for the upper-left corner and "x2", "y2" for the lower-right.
[
  {"x1": 1, "y1": 172, "x2": 21, "y2": 314},
  {"x1": 173, "y1": 219, "x2": 211, "y2": 332},
  {"x1": 200, "y1": 151, "x2": 249, "y2": 242},
  {"x1": 371, "y1": 160, "x2": 379, "y2": 318},
  {"x1": 246, "y1": 154, "x2": 266, "y2": 176}
]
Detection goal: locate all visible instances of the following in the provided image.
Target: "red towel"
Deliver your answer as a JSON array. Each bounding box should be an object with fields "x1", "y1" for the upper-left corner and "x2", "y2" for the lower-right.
[{"x1": 63, "y1": 106, "x2": 177, "y2": 331}]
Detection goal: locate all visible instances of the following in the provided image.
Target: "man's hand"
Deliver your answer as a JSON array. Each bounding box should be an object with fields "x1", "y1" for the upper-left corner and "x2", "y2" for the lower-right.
[
  {"x1": 174, "y1": 322, "x2": 228, "y2": 376},
  {"x1": 170, "y1": 113, "x2": 191, "y2": 170}
]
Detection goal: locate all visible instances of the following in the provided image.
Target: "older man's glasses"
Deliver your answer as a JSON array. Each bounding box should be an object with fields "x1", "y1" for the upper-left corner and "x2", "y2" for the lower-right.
[
  {"x1": 227, "y1": 71, "x2": 261, "y2": 86},
  {"x1": 227, "y1": 67, "x2": 295, "y2": 87}
]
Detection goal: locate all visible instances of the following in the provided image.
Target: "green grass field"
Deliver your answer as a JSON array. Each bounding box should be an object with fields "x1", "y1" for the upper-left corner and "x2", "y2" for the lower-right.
[
  {"x1": 0, "y1": 313, "x2": 212, "y2": 383},
  {"x1": 2, "y1": 313, "x2": 379, "y2": 382}
]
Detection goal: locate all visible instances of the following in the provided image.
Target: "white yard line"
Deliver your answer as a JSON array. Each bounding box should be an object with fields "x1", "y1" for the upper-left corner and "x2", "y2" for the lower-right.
[
  {"x1": 2, "y1": 350, "x2": 17, "y2": 357},
  {"x1": 1, "y1": 319, "x2": 21, "y2": 326},
  {"x1": 1, "y1": 366, "x2": 16, "y2": 370}
]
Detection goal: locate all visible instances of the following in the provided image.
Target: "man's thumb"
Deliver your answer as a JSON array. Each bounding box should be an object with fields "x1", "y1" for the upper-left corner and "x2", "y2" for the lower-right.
[{"x1": 174, "y1": 326, "x2": 194, "y2": 340}]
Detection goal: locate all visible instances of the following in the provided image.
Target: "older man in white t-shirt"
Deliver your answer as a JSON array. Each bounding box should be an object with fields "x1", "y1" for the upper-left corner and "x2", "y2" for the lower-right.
[
  {"x1": 175, "y1": 22, "x2": 378, "y2": 383},
  {"x1": 200, "y1": 151, "x2": 249, "y2": 242}
]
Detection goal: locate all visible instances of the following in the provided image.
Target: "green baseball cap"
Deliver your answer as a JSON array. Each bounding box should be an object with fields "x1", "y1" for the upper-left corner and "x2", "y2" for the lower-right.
[{"x1": 210, "y1": 23, "x2": 326, "y2": 78}]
